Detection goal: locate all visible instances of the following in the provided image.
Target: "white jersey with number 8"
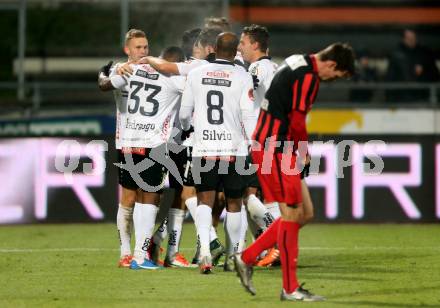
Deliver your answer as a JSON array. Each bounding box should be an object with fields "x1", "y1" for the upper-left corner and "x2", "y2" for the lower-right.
[{"x1": 180, "y1": 59, "x2": 257, "y2": 157}]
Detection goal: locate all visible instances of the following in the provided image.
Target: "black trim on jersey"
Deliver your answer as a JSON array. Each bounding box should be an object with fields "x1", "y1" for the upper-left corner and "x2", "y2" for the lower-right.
[
  {"x1": 206, "y1": 53, "x2": 216, "y2": 63},
  {"x1": 256, "y1": 56, "x2": 272, "y2": 61},
  {"x1": 254, "y1": 110, "x2": 268, "y2": 143},
  {"x1": 212, "y1": 60, "x2": 235, "y2": 66},
  {"x1": 234, "y1": 59, "x2": 248, "y2": 70}
]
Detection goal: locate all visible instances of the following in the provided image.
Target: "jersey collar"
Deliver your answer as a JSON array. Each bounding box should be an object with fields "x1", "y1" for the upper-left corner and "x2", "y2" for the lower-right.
[
  {"x1": 256, "y1": 55, "x2": 272, "y2": 61},
  {"x1": 213, "y1": 58, "x2": 235, "y2": 66}
]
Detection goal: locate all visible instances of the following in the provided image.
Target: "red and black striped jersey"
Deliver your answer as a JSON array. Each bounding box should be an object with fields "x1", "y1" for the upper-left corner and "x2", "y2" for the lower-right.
[{"x1": 253, "y1": 54, "x2": 319, "y2": 152}]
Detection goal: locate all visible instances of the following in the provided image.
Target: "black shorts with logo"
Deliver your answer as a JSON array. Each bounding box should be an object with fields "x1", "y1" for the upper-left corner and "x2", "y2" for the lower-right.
[
  {"x1": 168, "y1": 146, "x2": 194, "y2": 189},
  {"x1": 117, "y1": 148, "x2": 167, "y2": 192},
  {"x1": 193, "y1": 156, "x2": 247, "y2": 199},
  {"x1": 245, "y1": 154, "x2": 260, "y2": 189}
]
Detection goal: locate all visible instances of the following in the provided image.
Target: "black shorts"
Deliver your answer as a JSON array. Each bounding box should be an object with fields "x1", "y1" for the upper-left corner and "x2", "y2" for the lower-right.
[
  {"x1": 181, "y1": 146, "x2": 195, "y2": 187},
  {"x1": 168, "y1": 148, "x2": 188, "y2": 189},
  {"x1": 193, "y1": 156, "x2": 247, "y2": 199},
  {"x1": 117, "y1": 148, "x2": 167, "y2": 193},
  {"x1": 245, "y1": 155, "x2": 260, "y2": 189}
]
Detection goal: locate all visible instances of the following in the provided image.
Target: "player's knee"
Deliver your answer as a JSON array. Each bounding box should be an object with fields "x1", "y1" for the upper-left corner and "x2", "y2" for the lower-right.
[
  {"x1": 121, "y1": 193, "x2": 136, "y2": 207},
  {"x1": 181, "y1": 186, "x2": 196, "y2": 201}
]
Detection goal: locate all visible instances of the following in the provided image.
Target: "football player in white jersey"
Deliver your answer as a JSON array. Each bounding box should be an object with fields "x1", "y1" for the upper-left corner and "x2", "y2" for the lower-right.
[
  {"x1": 143, "y1": 46, "x2": 196, "y2": 268},
  {"x1": 109, "y1": 47, "x2": 185, "y2": 270},
  {"x1": 238, "y1": 24, "x2": 280, "y2": 265},
  {"x1": 120, "y1": 27, "x2": 228, "y2": 266},
  {"x1": 239, "y1": 24, "x2": 318, "y2": 268},
  {"x1": 98, "y1": 29, "x2": 148, "y2": 268},
  {"x1": 180, "y1": 32, "x2": 257, "y2": 274}
]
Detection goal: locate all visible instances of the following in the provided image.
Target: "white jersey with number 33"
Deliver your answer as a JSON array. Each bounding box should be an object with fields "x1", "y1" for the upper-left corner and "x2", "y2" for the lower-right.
[
  {"x1": 111, "y1": 64, "x2": 185, "y2": 148},
  {"x1": 180, "y1": 59, "x2": 257, "y2": 157}
]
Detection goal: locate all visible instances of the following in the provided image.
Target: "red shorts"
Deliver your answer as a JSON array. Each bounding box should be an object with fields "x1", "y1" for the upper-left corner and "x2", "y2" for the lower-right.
[{"x1": 251, "y1": 150, "x2": 302, "y2": 206}]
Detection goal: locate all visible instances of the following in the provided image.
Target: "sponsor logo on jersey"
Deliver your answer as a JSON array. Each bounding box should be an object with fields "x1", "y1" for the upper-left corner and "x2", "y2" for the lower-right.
[
  {"x1": 135, "y1": 69, "x2": 159, "y2": 80},
  {"x1": 207, "y1": 71, "x2": 230, "y2": 78},
  {"x1": 125, "y1": 118, "x2": 156, "y2": 132},
  {"x1": 202, "y1": 129, "x2": 233, "y2": 141},
  {"x1": 202, "y1": 78, "x2": 232, "y2": 87}
]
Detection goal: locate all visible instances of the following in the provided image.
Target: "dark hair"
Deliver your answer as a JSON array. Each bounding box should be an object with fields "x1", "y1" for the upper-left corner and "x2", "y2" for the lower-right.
[
  {"x1": 216, "y1": 32, "x2": 239, "y2": 59},
  {"x1": 204, "y1": 16, "x2": 231, "y2": 32},
  {"x1": 197, "y1": 27, "x2": 222, "y2": 48},
  {"x1": 318, "y1": 42, "x2": 356, "y2": 77},
  {"x1": 181, "y1": 28, "x2": 201, "y2": 60},
  {"x1": 242, "y1": 24, "x2": 269, "y2": 52},
  {"x1": 160, "y1": 46, "x2": 185, "y2": 63}
]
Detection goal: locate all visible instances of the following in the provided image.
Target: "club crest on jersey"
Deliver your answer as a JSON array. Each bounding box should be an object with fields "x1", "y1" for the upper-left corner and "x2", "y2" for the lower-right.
[
  {"x1": 202, "y1": 129, "x2": 232, "y2": 141},
  {"x1": 261, "y1": 98, "x2": 269, "y2": 110},
  {"x1": 250, "y1": 65, "x2": 258, "y2": 76},
  {"x1": 136, "y1": 69, "x2": 159, "y2": 80}
]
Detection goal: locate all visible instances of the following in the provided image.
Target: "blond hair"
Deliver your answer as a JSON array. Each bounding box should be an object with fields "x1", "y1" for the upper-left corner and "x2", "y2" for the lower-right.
[{"x1": 125, "y1": 29, "x2": 146, "y2": 45}]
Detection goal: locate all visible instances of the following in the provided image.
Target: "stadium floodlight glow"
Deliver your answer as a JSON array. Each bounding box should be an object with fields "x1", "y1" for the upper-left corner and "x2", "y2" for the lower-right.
[
  {"x1": 306, "y1": 142, "x2": 338, "y2": 219},
  {"x1": 35, "y1": 139, "x2": 106, "y2": 220},
  {"x1": 352, "y1": 143, "x2": 422, "y2": 219}
]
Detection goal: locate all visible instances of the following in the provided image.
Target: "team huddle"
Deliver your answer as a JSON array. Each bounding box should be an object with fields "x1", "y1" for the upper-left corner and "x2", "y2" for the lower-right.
[{"x1": 98, "y1": 17, "x2": 355, "y2": 302}]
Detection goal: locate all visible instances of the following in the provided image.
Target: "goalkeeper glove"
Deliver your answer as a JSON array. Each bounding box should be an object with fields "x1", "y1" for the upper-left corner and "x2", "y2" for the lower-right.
[{"x1": 99, "y1": 61, "x2": 113, "y2": 77}]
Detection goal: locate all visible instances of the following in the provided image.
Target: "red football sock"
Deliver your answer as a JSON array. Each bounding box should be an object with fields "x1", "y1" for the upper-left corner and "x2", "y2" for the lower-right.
[
  {"x1": 278, "y1": 220, "x2": 300, "y2": 293},
  {"x1": 242, "y1": 218, "x2": 280, "y2": 264}
]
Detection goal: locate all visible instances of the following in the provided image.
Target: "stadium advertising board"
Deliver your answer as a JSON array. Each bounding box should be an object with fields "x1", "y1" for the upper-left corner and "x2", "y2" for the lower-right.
[{"x1": 0, "y1": 135, "x2": 438, "y2": 224}]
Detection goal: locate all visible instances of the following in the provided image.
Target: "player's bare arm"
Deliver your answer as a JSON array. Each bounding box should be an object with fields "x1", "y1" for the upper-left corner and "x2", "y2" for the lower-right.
[
  {"x1": 98, "y1": 61, "x2": 115, "y2": 91},
  {"x1": 138, "y1": 56, "x2": 180, "y2": 75}
]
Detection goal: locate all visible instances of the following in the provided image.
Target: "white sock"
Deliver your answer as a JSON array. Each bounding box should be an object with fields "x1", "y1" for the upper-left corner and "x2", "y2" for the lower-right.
[
  {"x1": 152, "y1": 217, "x2": 168, "y2": 245},
  {"x1": 225, "y1": 211, "x2": 242, "y2": 255},
  {"x1": 223, "y1": 214, "x2": 230, "y2": 254},
  {"x1": 117, "y1": 204, "x2": 133, "y2": 257},
  {"x1": 185, "y1": 196, "x2": 198, "y2": 223},
  {"x1": 247, "y1": 194, "x2": 275, "y2": 230},
  {"x1": 266, "y1": 202, "x2": 281, "y2": 220},
  {"x1": 185, "y1": 196, "x2": 201, "y2": 259},
  {"x1": 167, "y1": 208, "x2": 185, "y2": 258},
  {"x1": 209, "y1": 225, "x2": 218, "y2": 242},
  {"x1": 133, "y1": 203, "x2": 159, "y2": 263},
  {"x1": 238, "y1": 205, "x2": 248, "y2": 252},
  {"x1": 247, "y1": 210, "x2": 263, "y2": 241},
  {"x1": 195, "y1": 204, "x2": 212, "y2": 258}
]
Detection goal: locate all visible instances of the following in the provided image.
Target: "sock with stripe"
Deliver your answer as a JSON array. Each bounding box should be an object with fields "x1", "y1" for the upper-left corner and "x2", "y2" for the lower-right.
[
  {"x1": 241, "y1": 218, "x2": 280, "y2": 264},
  {"x1": 278, "y1": 219, "x2": 300, "y2": 293}
]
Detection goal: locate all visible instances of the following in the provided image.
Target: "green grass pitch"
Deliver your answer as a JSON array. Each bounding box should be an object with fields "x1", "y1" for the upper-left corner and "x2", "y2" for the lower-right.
[{"x1": 0, "y1": 223, "x2": 439, "y2": 307}]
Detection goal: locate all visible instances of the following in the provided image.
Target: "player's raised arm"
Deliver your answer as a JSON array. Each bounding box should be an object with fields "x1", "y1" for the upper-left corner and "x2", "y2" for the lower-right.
[
  {"x1": 138, "y1": 56, "x2": 180, "y2": 75},
  {"x1": 98, "y1": 61, "x2": 115, "y2": 91}
]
